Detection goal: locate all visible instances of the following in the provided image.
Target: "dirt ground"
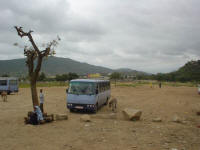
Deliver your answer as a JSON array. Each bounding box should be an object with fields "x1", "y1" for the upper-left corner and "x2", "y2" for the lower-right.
[{"x1": 0, "y1": 85, "x2": 200, "y2": 150}]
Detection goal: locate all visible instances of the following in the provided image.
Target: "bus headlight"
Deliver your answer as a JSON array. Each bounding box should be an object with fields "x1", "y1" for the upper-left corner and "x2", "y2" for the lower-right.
[
  {"x1": 67, "y1": 103, "x2": 72, "y2": 106},
  {"x1": 87, "y1": 105, "x2": 94, "y2": 107}
]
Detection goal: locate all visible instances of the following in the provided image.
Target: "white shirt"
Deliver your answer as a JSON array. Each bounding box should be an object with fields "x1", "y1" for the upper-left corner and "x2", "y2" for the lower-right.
[
  {"x1": 198, "y1": 87, "x2": 200, "y2": 93},
  {"x1": 40, "y1": 93, "x2": 44, "y2": 104}
]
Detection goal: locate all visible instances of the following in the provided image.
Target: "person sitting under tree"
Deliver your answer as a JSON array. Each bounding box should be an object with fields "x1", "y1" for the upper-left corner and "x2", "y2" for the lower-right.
[
  {"x1": 198, "y1": 84, "x2": 200, "y2": 95},
  {"x1": 24, "y1": 106, "x2": 44, "y2": 125}
]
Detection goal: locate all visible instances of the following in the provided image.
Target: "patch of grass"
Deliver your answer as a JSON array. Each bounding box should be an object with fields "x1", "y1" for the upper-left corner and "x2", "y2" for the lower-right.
[
  {"x1": 19, "y1": 83, "x2": 30, "y2": 88},
  {"x1": 111, "y1": 81, "x2": 198, "y2": 88},
  {"x1": 116, "y1": 83, "x2": 138, "y2": 87},
  {"x1": 20, "y1": 81, "x2": 198, "y2": 88},
  {"x1": 112, "y1": 82, "x2": 146, "y2": 87},
  {"x1": 162, "y1": 82, "x2": 197, "y2": 87},
  {"x1": 19, "y1": 81, "x2": 68, "y2": 88}
]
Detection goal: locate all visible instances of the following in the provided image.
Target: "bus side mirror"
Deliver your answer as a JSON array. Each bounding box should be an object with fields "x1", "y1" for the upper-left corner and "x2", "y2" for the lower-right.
[
  {"x1": 66, "y1": 88, "x2": 68, "y2": 93},
  {"x1": 96, "y1": 89, "x2": 98, "y2": 94}
]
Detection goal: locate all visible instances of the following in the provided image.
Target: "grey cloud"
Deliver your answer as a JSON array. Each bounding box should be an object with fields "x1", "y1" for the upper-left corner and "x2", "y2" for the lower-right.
[{"x1": 0, "y1": 0, "x2": 200, "y2": 73}]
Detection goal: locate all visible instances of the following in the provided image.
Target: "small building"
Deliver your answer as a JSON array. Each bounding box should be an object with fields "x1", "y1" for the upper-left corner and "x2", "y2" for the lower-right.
[{"x1": 87, "y1": 73, "x2": 101, "y2": 78}]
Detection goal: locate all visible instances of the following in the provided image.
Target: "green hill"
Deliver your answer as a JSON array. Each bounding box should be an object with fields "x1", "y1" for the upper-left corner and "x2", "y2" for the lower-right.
[
  {"x1": 0, "y1": 56, "x2": 145, "y2": 76},
  {"x1": 41, "y1": 56, "x2": 113, "y2": 75},
  {"x1": 174, "y1": 60, "x2": 200, "y2": 82},
  {"x1": 0, "y1": 58, "x2": 27, "y2": 76},
  {"x1": 155, "y1": 60, "x2": 200, "y2": 82}
]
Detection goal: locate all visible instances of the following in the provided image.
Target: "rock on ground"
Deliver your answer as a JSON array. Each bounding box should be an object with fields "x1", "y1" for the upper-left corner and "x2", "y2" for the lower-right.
[
  {"x1": 122, "y1": 108, "x2": 142, "y2": 121},
  {"x1": 172, "y1": 115, "x2": 182, "y2": 123},
  {"x1": 80, "y1": 114, "x2": 91, "y2": 122},
  {"x1": 196, "y1": 111, "x2": 200, "y2": 116},
  {"x1": 152, "y1": 117, "x2": 162, "y2": 122},
  {"x1": 91, "y1": 113, "x2": 117, "y2": 119},
  {"x1": 55, "y1": 114, "x2": 68, "y2": 121}
]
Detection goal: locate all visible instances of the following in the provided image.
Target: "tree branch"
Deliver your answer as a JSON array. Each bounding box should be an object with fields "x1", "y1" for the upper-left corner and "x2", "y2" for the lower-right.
[
  {"x1": 14, "y1": 26, "x2": 59, "y2": 81},
  {"x1": 14, "y1": 26, "x2": 40, "y2": 54},
  {"x1": 14, "y1": 26, "x2": 28, "y2": 37}
]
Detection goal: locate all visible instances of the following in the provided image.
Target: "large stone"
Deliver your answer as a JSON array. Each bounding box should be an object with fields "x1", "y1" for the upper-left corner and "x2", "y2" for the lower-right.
[
  {"x1": 80, "y1": 115, "x2": 91, "y2": 122},
  {"x1": 55, "y1": 114, "x2": 68, "y2": 121},
  {"x1": 122, "y1": 108, "x2": 142, "y2": 121}
]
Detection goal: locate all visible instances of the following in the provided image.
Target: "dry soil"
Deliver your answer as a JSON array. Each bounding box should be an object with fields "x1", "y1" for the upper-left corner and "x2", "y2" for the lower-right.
[{"x1": 0, "y1": 85, "x2": 200, "y2": 150}]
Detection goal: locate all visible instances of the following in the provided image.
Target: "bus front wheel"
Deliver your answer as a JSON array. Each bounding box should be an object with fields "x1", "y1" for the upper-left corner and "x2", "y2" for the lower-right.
[
  {"x1": 94, "y1": 104, "x2": 98, "y2": 113},
  {"x1": 70, "y1": 109, "x2": 74, "y2": 112}
]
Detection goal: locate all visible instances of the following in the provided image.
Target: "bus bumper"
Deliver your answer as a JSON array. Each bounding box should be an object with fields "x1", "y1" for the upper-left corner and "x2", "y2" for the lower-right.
[{"x1": 67, "y1": 103, "x2": 95, "y2": 111}]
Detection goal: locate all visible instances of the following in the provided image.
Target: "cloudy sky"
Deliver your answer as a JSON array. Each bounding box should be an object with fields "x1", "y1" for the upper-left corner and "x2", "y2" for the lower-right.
[{"x1": 0, "y1": 0, "x2": 200, "y2": 73}]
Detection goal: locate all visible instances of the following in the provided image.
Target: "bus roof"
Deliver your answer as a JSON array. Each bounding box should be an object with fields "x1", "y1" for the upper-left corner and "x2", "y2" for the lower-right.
[
  {"x1": 70, "y1": 79, "x2": 110, "y2": 83},
  {"x1": 0, "y1": 77, "x2": 18, "y2": 80}
]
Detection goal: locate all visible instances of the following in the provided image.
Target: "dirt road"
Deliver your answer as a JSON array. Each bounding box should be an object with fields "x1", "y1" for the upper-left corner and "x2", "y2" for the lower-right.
[{"x1": 0, "y1": 85, "x2": 200, "y2": 150}]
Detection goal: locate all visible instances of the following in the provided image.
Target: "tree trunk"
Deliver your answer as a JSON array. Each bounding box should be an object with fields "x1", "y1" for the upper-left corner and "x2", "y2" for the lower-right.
[{"x1": 30, "y1": 79, "x2": 39, "y2": 109}]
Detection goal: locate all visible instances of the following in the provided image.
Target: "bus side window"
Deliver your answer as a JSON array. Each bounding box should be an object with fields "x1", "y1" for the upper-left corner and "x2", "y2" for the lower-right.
[
  {"x1": 0, "y1": 80, "x2": 7, "y2": 86},
  {"x1": 96, "y1": 84, "x2": 99, "y2": 94},
  {"x1": 100, "y1": 83, "x2": 103, "y2": 93},
  {"x1": 99, "y1": 83, "x2": 101, "y2": 93}
]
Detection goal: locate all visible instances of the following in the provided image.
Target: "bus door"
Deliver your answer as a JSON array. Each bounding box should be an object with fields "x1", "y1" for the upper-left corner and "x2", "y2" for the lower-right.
[
  {"x1": 99, "y1": 82, "x2": 106, "y2": 106},
  {"x1": 102, "y1": 82, "x2": 106, "y2": 104},
  {"x1": 95, "y1": 83, "x2": 101, "y2": 106}
]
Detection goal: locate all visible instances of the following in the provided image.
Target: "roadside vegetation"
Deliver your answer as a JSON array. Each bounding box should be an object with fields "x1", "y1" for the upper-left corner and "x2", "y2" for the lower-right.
[
  {"x1": 19, "y1": 72, "x2": 79, "y2": 88},
  {"x1": 19, "y1": 80, "x2": 198, "y2": 88},
  {"x1": 110, "y1": 80, "x2": 198, "y2": 88},
  {"x1": 19, "y1": 81, "x2": 68, "y2": 88}
]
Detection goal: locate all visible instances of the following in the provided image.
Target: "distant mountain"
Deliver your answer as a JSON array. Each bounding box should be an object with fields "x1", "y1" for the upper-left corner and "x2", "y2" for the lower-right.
[
  {"x1": 0, "y1": 56, "x2": 147, "y2": 76},
  {"x1": 0, "y1": 58, "x2": 27, "y2": 76},
  {"x1": 115, "y1": 68, "x2": 149, "y2": 75},
  {"x1": 41, "y1": 57, "x2": 113, "y2": 75}
]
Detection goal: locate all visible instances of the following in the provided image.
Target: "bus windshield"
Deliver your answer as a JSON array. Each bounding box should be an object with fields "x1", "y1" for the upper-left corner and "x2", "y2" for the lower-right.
[{"x1": 68, "y1": 82, "x2": 96, "y2": 95}]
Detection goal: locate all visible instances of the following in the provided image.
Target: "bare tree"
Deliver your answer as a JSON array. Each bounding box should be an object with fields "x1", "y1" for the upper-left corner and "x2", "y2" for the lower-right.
[{"x1": 14, "y1": 26, "x2": 60, "y2": 108}]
